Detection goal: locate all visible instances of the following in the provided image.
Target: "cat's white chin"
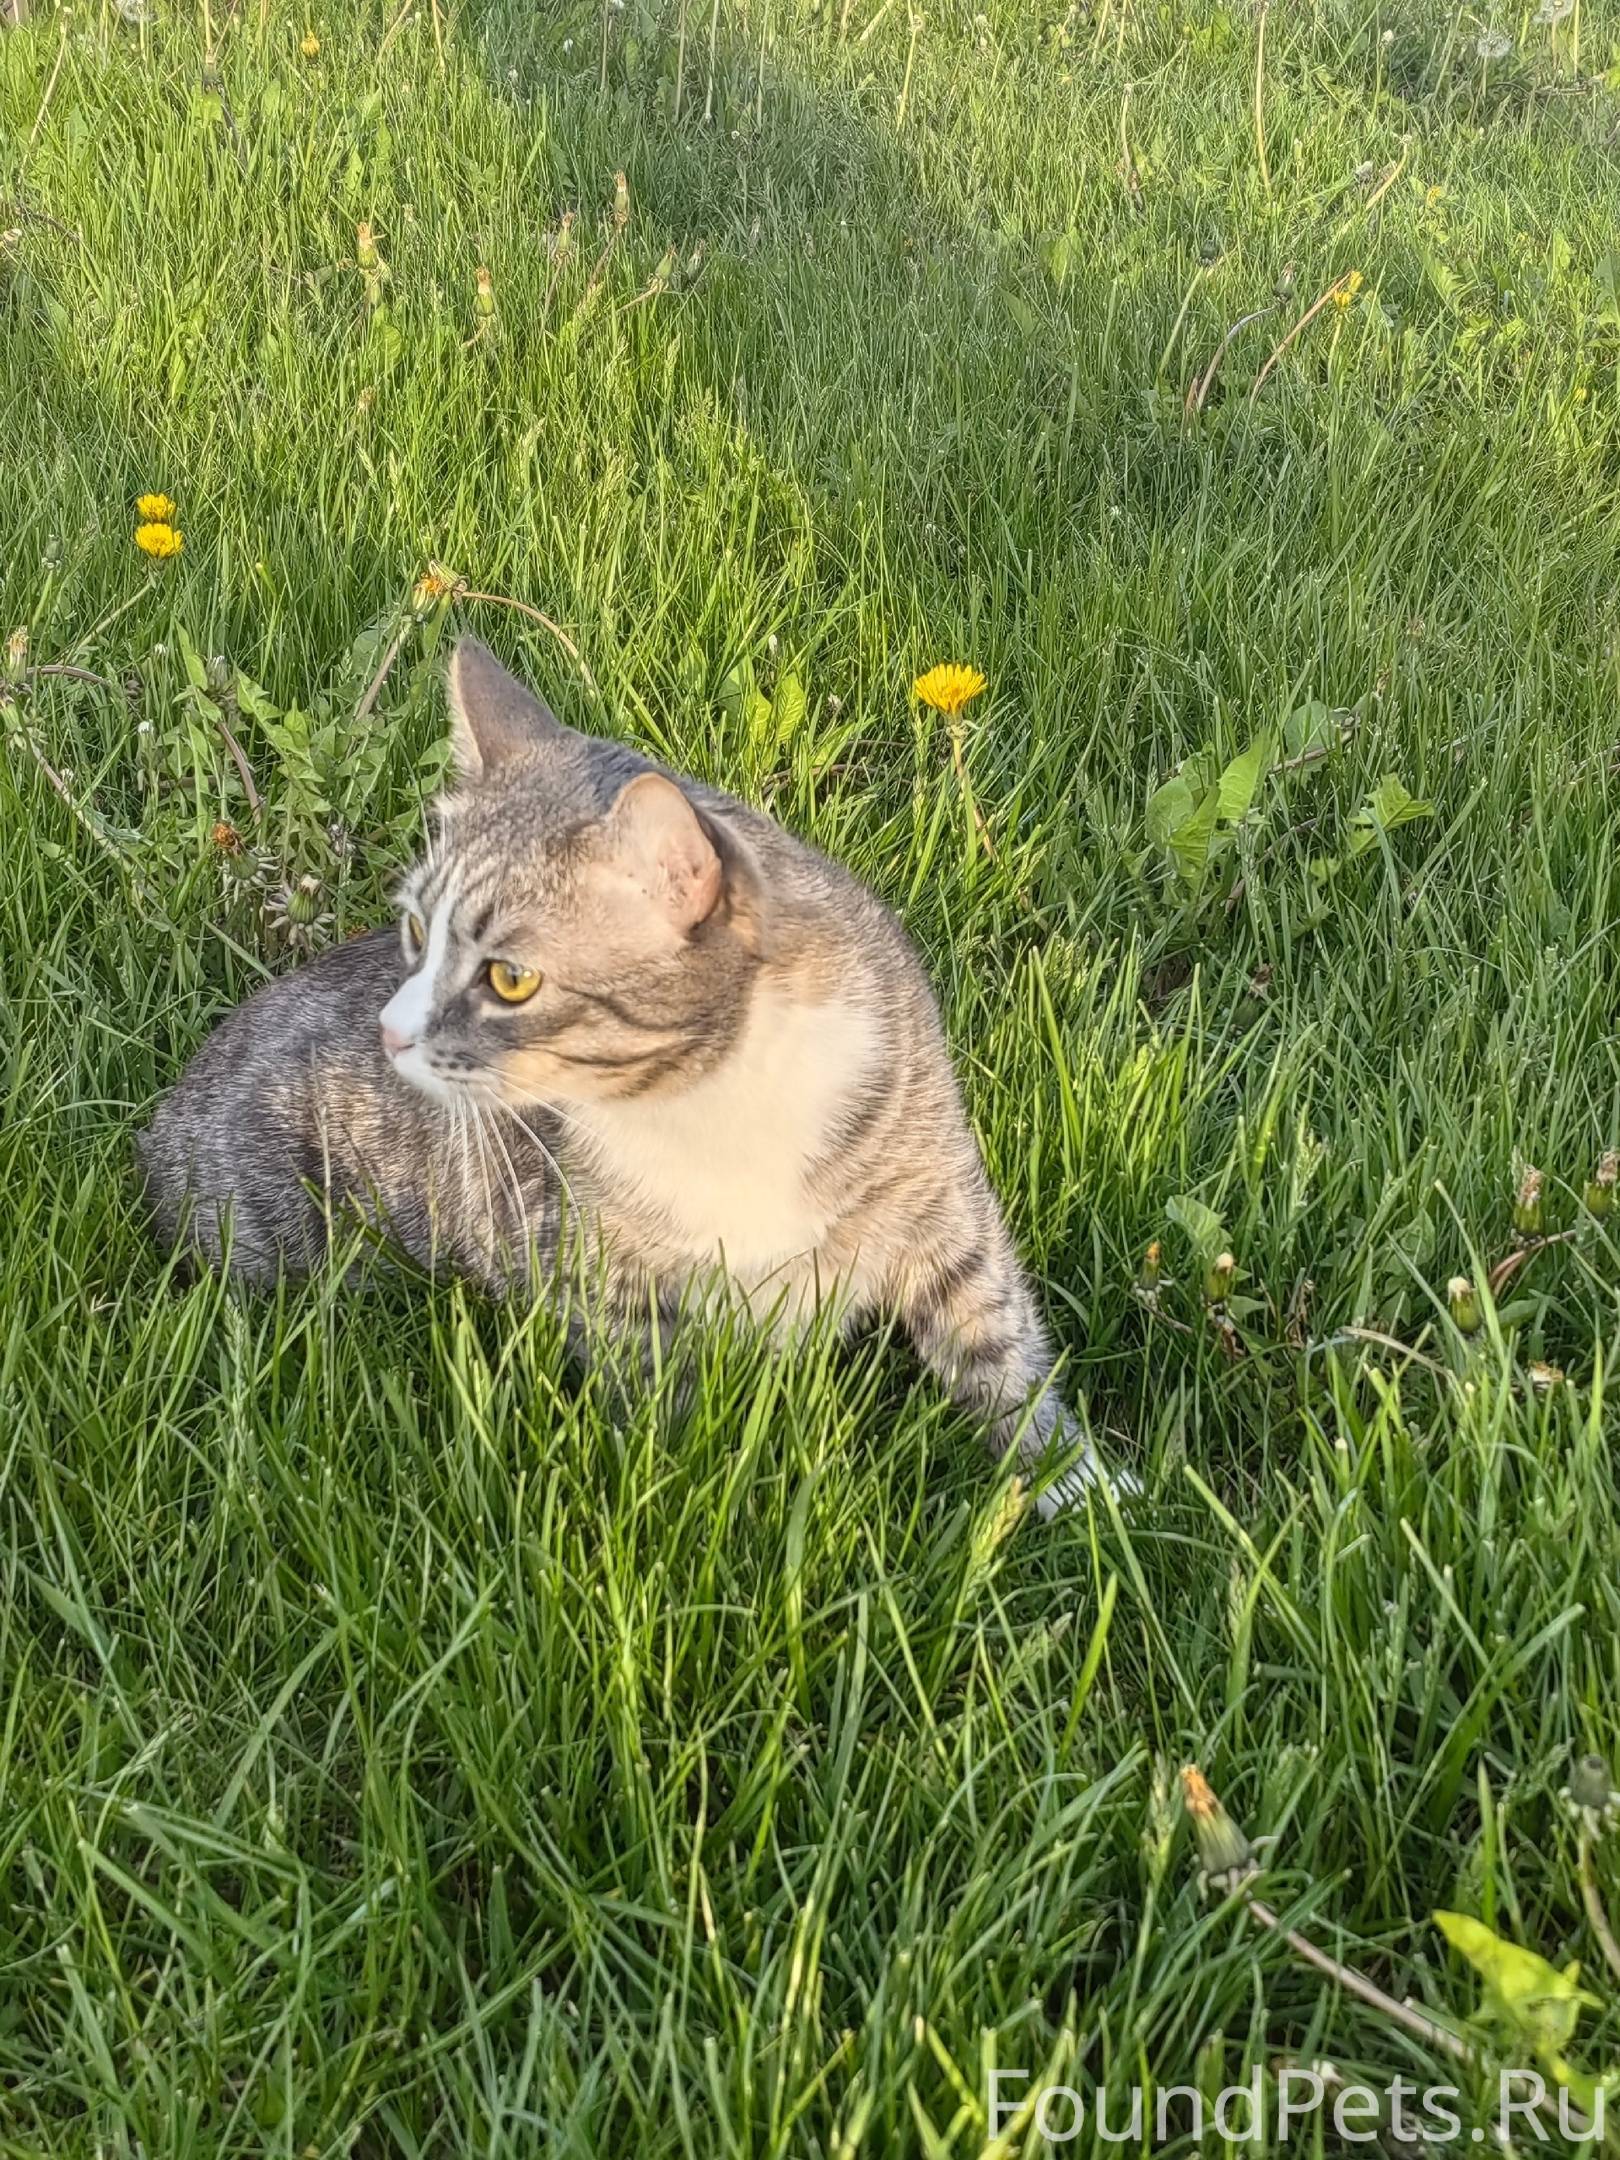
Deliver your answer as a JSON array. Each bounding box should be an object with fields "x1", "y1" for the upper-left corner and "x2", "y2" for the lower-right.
[{"x1": 387, "y1": 1045, "x2": 460, "y2": 1104}]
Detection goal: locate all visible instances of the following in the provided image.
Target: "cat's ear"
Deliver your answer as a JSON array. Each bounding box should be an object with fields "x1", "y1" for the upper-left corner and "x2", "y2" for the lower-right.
[
  {"x1": 446, "y1": 637, "x2": 562, "y2": 780},
  {"x1": 606, "y1": 773, "x2": 723, "y2": 933}
]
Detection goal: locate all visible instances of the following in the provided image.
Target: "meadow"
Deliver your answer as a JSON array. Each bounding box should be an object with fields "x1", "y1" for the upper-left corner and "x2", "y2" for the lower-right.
[{"x1": 4, "y1": 0, "x2": 1620, "y2": 2148}]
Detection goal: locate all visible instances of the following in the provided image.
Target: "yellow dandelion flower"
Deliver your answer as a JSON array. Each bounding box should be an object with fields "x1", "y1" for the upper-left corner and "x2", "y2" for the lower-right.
[
  {"x1": 136, "y1": 491, "x2": 177, "y2": 522},
  {"x1": 913, "y1": 662, "x2": 987, "y2": 718},
  {"x1": 135, "y1": 521, "x2": 183, "y2": 560},
  {"x1": 300, "y1": 29, "x2": 320, "y2": 57},
  {"x1": 1331, "y1": 270, "x2": 1365, "y2": 311}
]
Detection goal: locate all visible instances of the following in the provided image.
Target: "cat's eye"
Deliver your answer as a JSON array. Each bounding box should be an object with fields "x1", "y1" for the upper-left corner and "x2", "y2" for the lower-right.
[
  {"x1": 403, "y1": 911, "x2": 426, "y2": 954},
  {"x1": 487, "y1": 959, "x2": 542, "y2": 1004}
]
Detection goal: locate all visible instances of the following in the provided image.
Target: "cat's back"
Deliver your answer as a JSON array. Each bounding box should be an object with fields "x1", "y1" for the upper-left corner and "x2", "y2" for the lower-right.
[{"x1": 139, "y1": 929, "x2": 421, "y2": 1277}]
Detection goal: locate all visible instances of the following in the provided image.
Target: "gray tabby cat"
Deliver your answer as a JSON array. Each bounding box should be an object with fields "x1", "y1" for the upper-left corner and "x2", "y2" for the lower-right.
[{"x1": 140, "y1": 639, "x2": 1122, "y2": 1514}]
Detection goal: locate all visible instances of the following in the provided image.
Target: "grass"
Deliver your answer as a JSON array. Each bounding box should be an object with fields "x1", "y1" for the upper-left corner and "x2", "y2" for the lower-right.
[{"x1": 4, "y1": 0, "x2": 1620, "y2": 2148}]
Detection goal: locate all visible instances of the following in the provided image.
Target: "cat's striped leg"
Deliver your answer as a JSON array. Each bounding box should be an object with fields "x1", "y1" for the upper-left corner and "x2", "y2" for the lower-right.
[{"x1": 896, "y1": 1221, "x2": 1128, "y2": 1516}]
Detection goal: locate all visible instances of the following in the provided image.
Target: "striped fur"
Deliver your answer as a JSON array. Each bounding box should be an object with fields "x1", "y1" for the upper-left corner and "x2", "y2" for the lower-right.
[{"x1": 141, "y1": 639, "x2": 1120, "y2": 1513}]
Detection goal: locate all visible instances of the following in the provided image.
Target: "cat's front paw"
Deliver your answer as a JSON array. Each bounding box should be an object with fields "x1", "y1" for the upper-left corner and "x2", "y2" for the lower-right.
[{"x1": 1031, "y1": 1443, "x2": 1142, "y2": 1521}]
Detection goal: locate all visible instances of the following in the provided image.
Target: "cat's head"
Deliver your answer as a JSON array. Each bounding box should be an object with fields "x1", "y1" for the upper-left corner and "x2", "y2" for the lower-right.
[{"x1": 378, "y1": 639, "x2": 761, "y2": 1108}]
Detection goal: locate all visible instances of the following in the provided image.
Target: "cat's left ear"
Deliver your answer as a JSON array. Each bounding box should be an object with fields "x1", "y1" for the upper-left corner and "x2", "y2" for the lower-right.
[
  {"x1": 606, "y1": 773, "x2": 723, "y2": 933},
  {"x1": 446, "y1": 637, "x2": 563, "y2": 780}
]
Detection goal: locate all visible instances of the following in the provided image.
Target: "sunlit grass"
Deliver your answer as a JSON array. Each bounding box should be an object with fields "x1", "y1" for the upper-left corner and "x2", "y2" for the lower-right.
[{"x1": 3, "y1": 0, "x2": 1620, "y2": 2148}]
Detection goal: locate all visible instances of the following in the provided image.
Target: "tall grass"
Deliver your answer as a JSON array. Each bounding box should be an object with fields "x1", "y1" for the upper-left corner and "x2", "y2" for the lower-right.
[{"x1": 3, "y1": 0, "x2": 1620, "y2": 2148}]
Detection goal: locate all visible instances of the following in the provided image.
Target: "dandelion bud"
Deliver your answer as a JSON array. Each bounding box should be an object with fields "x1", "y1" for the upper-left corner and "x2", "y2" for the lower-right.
[
  {"x1": 204, "y1": 653, "x2": 230, "y2": 699},
  {"x1": 42, "y1": 534, "x2": 63, "y2": 571},
  {"x1": 554, "y1": 210, "x2": 576, "y2": 260},
  {"x1": 1203, "y1": 1251, "x2": 1236, "y2": 1305},
  {"x1": 1514, "y1": 1167, "x2": 1544, "y2": 1239},
  {"x1": 1583, "y1": 1151, "x2": 1618, "y2": 1219},
  {"x1": 612, "y1": 170, "x2": 631, "y2": 229},
  {"x1": 287, "y1": 874, "x2": 324, "y2": 927},
  {"x1": 474, "y1": 265, "x2": 495, "y2": 317},
  {"x1": 4, "y1": 626, "x2": 27, "y2": 682},
  {"x1": 1180, "y1": 1765, "x2": 1254, "y2": 1890},
  {"x1": 1447, "y1": 1276, "x2": 1480, "y2": 1335},
  {"x1": 1570, "y1": 1755, "x2": 1618, "y2": 1814},
  {"x1": 411, "y1": 568, "x2": 454, "y2": 620},
  {"x1": 356, "y1": 222, "x2": 379, "y2": 269},
  {"x1": 1139, "y1": 1240, "x2": 1163, "y2": 1293}
]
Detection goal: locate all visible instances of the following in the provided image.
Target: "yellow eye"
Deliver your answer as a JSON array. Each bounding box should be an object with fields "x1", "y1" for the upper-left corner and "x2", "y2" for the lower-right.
[
  {"x1": 487, "y1": 959, "x2": 542, "y2": 1004},
  {"x1": 404, "y1": 911, "x2": 425, "y2": 953}
]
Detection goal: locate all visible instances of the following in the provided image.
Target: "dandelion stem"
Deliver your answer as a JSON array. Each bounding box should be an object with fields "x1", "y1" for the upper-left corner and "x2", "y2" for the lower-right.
[
  {"x1": 2, "y1": 700, "x2": 161, "y2": 916},
  {"x1": 703, "y1": 0, "x2": 722, "y2": 122},
  {"x1": 1118, "y1": 82, "x2": 1142, "y2": 209},
  {"x1": 946, "y1": 718, "x2": 997, "y2": 863},
  {"x1": 1253, "y1": 0, "x2": 1271, "y2": 195},
  {"x1": 1333, "y1": 137, "x2": 1411, "y2": 242},
  {"x1": 27, "y1": 662, "x2": 125, "y2": 700},
  {"x1": 1, "y1": 195, "x2": 82, "y2": 247},
  {"x1": 19, "y1": 13, "x2": 69, "y2": 186},
  {"x1": 376, "y1": 0, "x2": 415, "y2": 63},
  {"x1": 1485, "y1": 1231, "x2": 1577, "y2": 1300},
  {"x1": 1245, "y1": 1895, "x2": 1474, "y2": 2063},
  {"x1": 1156, "y1": 253, "x2": 1225, "y2": 382},
  {"x1": 211, "y1": 709, "x2": 263, "y2": 816},
  {"x1": 354, "y1": 624, "x2": 410, "y2": 728},
  {"x1": 895, "y1": 9, "x2": 921, "y2": 131},
  {"x1": 460, "y1": 590, "x2": 598, "y2": 696},
  {"x1": 1187, "y1": 302, "x2": 1277, "y2": 417},
  {"x1": 1577, "y1": 1829, "x2": 1620, "y2": 1988},
  {"x1": 672, "y1": 0, "x2": 688, "y2": 121},
  {"x1": 1248, "y1": 273, "x2": 1358, "y2": 404}
]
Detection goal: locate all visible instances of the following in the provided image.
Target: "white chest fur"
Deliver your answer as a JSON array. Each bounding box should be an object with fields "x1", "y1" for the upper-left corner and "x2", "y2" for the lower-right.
[{"x1": 571, "y1": 990, "x2": 875, "y2": 1285}]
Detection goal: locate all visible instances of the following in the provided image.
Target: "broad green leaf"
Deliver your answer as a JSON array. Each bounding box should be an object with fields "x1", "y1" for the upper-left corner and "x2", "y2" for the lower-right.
[
  {"x1": 1145, "y1": 773, "x2": 1194, "y2": 848},
  {"x1": 773, "y1": 672, "x2": 808, "y2": 747},
  {"x1": 1354, "y1": 774, "x2": 1434, "y2": 834},
  {"x1": 716, "y1": 664, "x2": 754, "y2": 721},
  {"x1": 1434, "y1": 1910, "x2": 1597, "y2": 2058},
  {"x1": 1167, "y1": 785, "x2": 1220, "y2": 885},
  {"x1": 1167, "y1": 1195, "x2": 1225, "y2": 1258},
  {"x1": 232, "y1": 672, "x2": 279, "y2": 724},
  {"x1": 1216, "y1": 733, "x2": 1272, "y2": 823},
  {"x1": 1283, "y1": 699, "x2": 1339, "y2": 756},
  {"x1": 1423, "y1": 252, "x2": 1466, "y2": 314},
  {"x1": 746, "y1": 691, "x2": 774, "y2": 748},
  {"x1": 176, "y1": 627, "x2": 209, "y2": 694}
]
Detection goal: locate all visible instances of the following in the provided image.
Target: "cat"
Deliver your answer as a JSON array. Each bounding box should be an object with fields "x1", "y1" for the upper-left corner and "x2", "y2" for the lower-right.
[{"x1": 140, "y1": 638, "x2": 1127, "y2": 1515}]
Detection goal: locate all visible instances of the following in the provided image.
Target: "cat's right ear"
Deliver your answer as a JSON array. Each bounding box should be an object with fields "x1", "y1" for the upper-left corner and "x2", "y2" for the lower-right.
[{"x1": 446, "y1": 638, "x2": 563, "y2": 781}]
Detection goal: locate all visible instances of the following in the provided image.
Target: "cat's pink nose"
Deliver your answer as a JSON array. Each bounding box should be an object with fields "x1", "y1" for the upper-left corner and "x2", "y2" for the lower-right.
[{"x1": 380, "y1": 1022, "x2": 414, "y2": 1058}]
